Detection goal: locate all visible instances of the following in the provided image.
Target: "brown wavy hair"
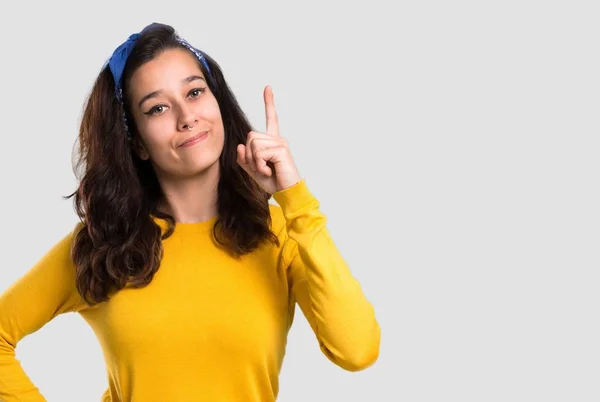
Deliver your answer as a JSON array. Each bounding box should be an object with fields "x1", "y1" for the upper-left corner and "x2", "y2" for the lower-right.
[{"x1": 64, "y1": 23, "x2": 279, "y2": 306}]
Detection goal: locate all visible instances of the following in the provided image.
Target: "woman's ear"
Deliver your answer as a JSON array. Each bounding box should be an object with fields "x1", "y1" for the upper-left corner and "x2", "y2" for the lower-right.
[{"x1": 133, "y1": 136, "x2": 150, "y2": 160}]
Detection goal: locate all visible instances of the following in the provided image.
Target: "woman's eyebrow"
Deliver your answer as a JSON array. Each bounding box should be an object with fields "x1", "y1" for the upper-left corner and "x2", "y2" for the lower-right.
[{"x1": 138, "y1": 76, "x2": 206, "y2": 109}]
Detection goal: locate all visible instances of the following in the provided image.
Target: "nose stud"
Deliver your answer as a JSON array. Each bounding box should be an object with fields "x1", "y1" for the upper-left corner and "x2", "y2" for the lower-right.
[{"x1": 185, "y1": 119, "x2": 197, "y2": 131}]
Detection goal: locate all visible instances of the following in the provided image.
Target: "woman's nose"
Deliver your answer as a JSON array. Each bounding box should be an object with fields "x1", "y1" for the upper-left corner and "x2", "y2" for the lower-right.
[{"x1": 178, "y1": 104, "x2": 198, "y2": 131}]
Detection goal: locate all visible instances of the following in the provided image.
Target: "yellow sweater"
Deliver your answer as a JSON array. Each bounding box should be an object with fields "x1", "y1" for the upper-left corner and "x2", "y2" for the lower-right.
[{"x1": 0, "y1": 179, "x2": 380, "y2": 401}]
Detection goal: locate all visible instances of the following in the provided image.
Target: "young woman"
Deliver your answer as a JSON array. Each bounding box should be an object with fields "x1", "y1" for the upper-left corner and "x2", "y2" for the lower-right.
[{"x1": 0, "y1": 22, "x2": 380, "y2": 401}]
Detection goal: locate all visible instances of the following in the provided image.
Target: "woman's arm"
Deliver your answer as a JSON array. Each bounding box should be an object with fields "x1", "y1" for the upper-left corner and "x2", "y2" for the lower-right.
[
  {"x1": 0, "y1": 223, "x2": 86, "y2": 401},
  {"x1": 274, "y1": 180, "x2": 381, "y2": 372}
]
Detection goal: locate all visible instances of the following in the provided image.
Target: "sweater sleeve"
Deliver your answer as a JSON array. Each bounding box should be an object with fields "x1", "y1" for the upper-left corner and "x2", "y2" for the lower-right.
[
  {"x1": 0, "y1": 223, "x2": 87, "y2": 402},
  {"x1": 273, "y1": 179, "x2": 380, "y2": 372}
]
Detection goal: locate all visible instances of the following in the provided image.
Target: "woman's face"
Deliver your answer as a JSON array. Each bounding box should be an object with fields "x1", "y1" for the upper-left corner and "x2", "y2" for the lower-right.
[{"x1": 127, "y1": 47, "x2": 225, "y2": 179}]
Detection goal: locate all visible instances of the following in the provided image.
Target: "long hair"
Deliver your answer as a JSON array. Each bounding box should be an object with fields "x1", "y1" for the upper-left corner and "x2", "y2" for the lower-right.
[{"x1": 65, "y1": 23, "x2": 279, "y2": 306}]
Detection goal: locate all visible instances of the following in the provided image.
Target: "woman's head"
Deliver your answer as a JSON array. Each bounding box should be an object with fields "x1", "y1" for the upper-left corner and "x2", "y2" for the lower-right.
[
  {"x1": 67, "y1": 22, "x2": 278, "y2": 305},
  {"x1": 118, "y1": 25, "x2": 224, "y2": 180},
  {"x1": 128, "y1": 47, "x2": 224, "y2": 178}
]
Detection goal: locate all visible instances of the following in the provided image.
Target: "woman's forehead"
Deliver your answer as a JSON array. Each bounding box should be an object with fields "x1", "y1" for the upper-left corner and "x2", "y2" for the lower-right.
[
  {"x1": 141, "y1": 48, "x2": 204, "y2": 78},
  {"x1": 130, "y1": 48, "x2": 205, "y2": 94}
]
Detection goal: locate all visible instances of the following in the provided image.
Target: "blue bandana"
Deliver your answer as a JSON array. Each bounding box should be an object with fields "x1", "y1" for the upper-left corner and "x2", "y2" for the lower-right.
[{"x1": 104, "y1": 22, "x2": 212, "y2": 139}]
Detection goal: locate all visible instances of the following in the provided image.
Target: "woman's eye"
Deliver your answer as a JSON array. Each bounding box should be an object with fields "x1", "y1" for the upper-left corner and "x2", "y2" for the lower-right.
[
  {"x1": 145, "y1": 105, "x2": 167, "y2": 116},
  {"x1": 189, "y1": 87, "x2": 205, "y2": 98},
  {"x1": 143, "y1": 88, "x2": 205, "y2": 116}
]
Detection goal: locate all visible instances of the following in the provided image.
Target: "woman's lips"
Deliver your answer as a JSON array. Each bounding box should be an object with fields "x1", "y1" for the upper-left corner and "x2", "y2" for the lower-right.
[{"x1": 179, "y1": 131, "x2": 209, "y2": 148}]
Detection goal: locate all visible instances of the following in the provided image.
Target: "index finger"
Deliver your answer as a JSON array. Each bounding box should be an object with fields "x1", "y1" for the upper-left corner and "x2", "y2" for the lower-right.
[{"x1": 264, "y1": 85, "x2": 279, "y2": 137}]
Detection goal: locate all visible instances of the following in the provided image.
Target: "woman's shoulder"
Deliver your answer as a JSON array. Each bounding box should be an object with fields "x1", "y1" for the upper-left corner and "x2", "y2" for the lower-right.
[{"x1": 268, "y1": 202, "x2": 286, "y2": 233}]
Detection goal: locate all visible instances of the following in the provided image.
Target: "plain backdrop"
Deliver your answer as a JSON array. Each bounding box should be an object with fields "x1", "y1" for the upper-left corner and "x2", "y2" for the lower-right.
[{"x1": 0, "y1": 1, "x2": 598, "y2": 401}]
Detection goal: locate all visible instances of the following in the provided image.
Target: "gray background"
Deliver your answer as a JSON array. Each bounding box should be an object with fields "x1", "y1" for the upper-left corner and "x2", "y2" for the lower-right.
[{"x1": 0, "y1": 0, "x2": 598, "y2": 401}]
